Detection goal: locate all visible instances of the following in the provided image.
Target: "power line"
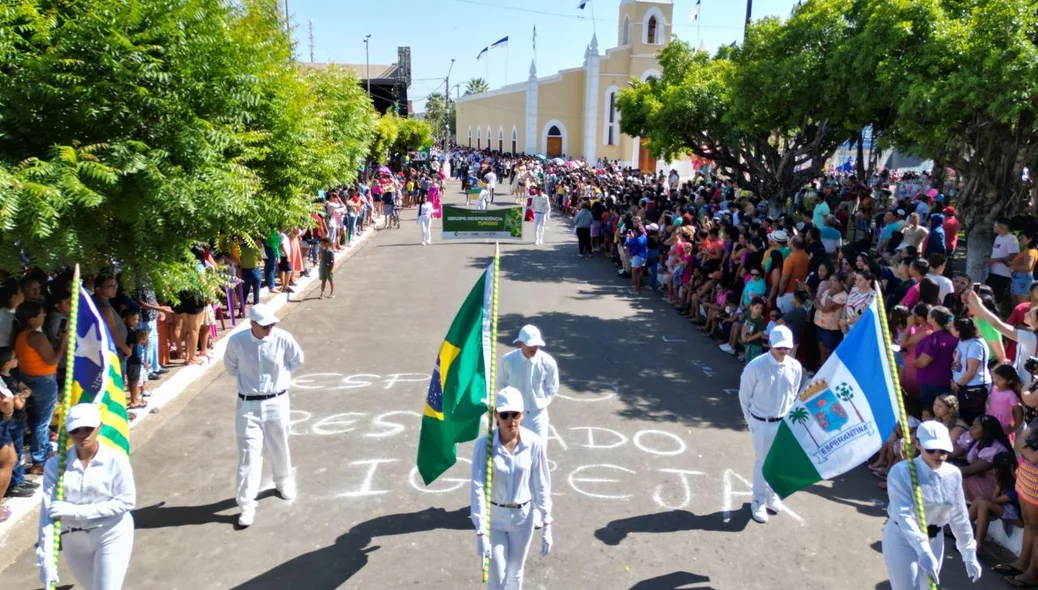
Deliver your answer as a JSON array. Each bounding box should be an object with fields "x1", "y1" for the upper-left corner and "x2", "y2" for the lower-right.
[{"x1": 442, "y1": 0, "x2": 742, "y2": 30}]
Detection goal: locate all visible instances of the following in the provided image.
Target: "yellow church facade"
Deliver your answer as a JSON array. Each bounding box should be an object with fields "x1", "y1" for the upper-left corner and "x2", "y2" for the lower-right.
[{"x1": 455, "y1": 0, "x2": 679, "y2": 173}]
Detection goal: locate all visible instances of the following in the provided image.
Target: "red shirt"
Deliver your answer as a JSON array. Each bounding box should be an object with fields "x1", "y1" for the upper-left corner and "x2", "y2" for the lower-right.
[{"x1": 943, "y1": 216, "x2": 961, "y2": 251}]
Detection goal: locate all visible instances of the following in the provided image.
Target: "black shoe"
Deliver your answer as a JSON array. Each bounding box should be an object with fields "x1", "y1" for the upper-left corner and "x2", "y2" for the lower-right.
[
  {"x1": 5, "y1": 483, "x2": 35, "y2": 498},
  {"x1": 148, "y1": 374, "x2": 162, "y2": 381},
  {"x1": 13, "y1": 480, "x2": 39, "y2": 490},
  {"x1": 156, "y1": 368, "x2": 170, "y2": 375}
]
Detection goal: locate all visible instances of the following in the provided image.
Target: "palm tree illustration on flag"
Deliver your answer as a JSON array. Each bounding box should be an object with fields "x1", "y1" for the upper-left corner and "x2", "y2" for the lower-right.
[
  {"x1": 834, "y1": 382, "x2": 864, "y2": 422},
  {"x1": 788, "y1": 407, "x2": 819, "y2": 447}
]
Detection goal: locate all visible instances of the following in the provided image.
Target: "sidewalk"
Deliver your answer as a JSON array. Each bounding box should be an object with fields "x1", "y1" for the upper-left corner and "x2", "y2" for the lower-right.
[{"x1": 0, "y1": 222, "x2": 380, "y2": 552}]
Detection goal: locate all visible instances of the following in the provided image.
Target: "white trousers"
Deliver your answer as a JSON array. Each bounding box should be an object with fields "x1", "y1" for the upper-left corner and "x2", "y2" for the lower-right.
[
  {"x1": 63, "y1": 513, "x2": 134, "y2": 590},
  {"x1": 236, "y1": 394, "x2": 293, "y2": 511},
  {"x1": 419, "y1": 217, "x2": 432, "y2": 244},
  {"x1": 524, "y1": 409, "x2": 549, "y2": 452},
  {"x1": 882, "y1": 519, "x2": 944, "y2": 590},
  {"x1": 750, "y1": 419, "x2": 781, "y2": 506},
  {"x1": 488, "y1": 503, "x2": 536, "y2": 590},
  {"x1": 533, "y1": 213, "x2": 547, "y2": 244}
]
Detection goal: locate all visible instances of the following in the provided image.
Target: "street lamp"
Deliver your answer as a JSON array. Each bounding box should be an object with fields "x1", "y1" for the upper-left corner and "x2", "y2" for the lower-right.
[{"x1": 364, "y1": 34, "x2": 371, "y2": 96}]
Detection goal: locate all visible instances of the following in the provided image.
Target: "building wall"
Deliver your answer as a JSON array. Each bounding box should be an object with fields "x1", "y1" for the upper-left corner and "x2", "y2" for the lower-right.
[
  {"x1": 456, "y1": 87, "x2": 525, "y2": 152},
  {"x1": 536, "y1": 69, "x2": 585, "y2": 157}
]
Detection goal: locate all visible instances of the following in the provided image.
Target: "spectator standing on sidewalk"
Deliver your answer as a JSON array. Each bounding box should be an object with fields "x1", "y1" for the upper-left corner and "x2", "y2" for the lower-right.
[{"x1": 223, "y1": 303, "x2": 304, "y2": 527}]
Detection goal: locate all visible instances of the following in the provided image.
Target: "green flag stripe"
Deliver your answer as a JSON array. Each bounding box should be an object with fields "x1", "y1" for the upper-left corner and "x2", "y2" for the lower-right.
[
  {"x1": 761, "y1": 422, "x2": 822, "y2": 499},
  {"x1": 99, "y1": 423, "x2": 130, "y2": 454}
]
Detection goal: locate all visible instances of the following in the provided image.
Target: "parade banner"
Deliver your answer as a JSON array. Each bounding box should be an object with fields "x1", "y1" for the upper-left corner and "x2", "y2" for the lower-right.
[
  {"x1": 762, "y1": 297, "x2": 898, "y2": 498},
  {"x1": 441, "y1": 205, "x2": 523, "y2": 240}
]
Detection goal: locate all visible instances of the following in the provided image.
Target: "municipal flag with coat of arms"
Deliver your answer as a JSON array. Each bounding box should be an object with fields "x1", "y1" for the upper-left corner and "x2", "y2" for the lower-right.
[
  {"x1": 416, "y1": 262, "x2": 495, "y2": 485},
  {"x1": 762, "y1": 297, "x2": 898, "y2": 498}
]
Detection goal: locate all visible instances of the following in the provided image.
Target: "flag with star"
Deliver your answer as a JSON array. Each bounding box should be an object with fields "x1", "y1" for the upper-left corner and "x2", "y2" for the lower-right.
[
  {"x1": 68, "y1": 285, "x2": 130, "y2": 458},
  {"x1": 416, "y1": 260, "x2": 496, "y2": 485}
]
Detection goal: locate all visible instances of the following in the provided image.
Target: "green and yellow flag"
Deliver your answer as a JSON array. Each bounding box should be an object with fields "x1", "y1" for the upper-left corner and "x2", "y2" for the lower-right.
[{"x1": 416, "y1": 261, "x2": 496, "y2": 485}]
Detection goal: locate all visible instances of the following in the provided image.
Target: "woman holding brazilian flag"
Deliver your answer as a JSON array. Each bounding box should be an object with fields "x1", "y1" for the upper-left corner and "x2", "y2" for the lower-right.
[
  {"x1": 415, "y1": 245, "x2": 553, "y2": 589},
  {"x1": 37, "y1": 267, "x2": 136, "y2": 590},
  {"x1": 757, "y1": 287, "x2": 979, "y2": 589}
]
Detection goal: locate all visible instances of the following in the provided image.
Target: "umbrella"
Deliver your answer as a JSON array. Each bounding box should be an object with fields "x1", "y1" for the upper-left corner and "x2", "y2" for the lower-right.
[
  {"x1": 378, "y1": 165, "x2": 391, "y2": 174},
  {"x1": 551, "y1": 157, "x2": 565, "y2": 165},
  {"x1": 534, "y1": 154, "x2": 546, "y2": 160},
  {"x1": 565, "y1": 161, "x2": 579, "y2": 168}
]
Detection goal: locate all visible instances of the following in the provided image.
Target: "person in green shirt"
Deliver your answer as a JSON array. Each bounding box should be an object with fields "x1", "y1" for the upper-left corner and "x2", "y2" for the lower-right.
[{"x1": 741, "y1": 298, "x2": 768, "y2": 364}]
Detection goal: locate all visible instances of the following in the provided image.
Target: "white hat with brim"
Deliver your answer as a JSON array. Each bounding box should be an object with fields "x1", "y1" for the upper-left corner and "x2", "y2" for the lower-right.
[
  {"x1": 768, "y1": 230, "x2": 789, "y2": 243},
  {"x1": 495, "y1": 387, "x2": 525, "y2": 414},
  {"x1": 770, "y1": 326, "x2": 795, "y2": 349},
  {"x1": 514, "y1": 324, "x2": 546, "y2": 348},
  {"x1": 917, "y1": 421, "x2": 953, "y2": 452},
  {"x1": 249, "y1": 303, "x2": 279, "y2": 327},
  {"x1": 66, "y1": 403, "x2": 102, "y2": 432}
]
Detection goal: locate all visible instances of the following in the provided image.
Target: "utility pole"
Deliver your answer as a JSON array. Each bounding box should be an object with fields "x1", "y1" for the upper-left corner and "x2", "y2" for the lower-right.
[
  {"x1": 364, "y1": 34, "x2": 372, "y2": 96},
  {"x1": 744, "y1": 0, "x2": 752, "y2": 40},
  {"x1": 283, "y1": 0, "x2": 290, "y2": 33},
  {"x1": 444, "y1": 58, "x2": 455, "y2": 151},
  {"x1": 308, "y1": 20, "x2": 315, "y2": 63}
]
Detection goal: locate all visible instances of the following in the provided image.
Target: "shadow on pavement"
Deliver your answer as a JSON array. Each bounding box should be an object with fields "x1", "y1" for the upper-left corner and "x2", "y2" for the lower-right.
[
  {"x1": 628, "y1": 571, "x2": 714, "y2": 589},
  {"x1": 228, "y1": 506, "x2": 470, "y2": 590},
  {"x1": 594, "y1": 507, "x2": 751, "y2": 546},
  {"x1": 134, "y1": 490, "x2": 278, "y2": 530}
]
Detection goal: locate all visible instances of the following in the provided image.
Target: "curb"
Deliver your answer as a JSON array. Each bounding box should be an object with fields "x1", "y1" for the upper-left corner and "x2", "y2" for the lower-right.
[{"x1": 0, "y1": 223, "x2": 380, "y2": 560}]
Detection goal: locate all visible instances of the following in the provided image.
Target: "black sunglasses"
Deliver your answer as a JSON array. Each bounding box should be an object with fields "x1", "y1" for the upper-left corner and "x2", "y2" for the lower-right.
[
  {"x1": 497, "y1": 411, "x2": 521, "y2": 420},
  {"x1": 924, "y1": 448, "x2": 949, "y2": 456}
]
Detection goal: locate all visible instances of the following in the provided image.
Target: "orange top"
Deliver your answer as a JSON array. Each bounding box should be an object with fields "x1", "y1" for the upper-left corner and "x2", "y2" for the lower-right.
[{"x1": 15, "y1": 331, "x2": 56, "y2": 376}]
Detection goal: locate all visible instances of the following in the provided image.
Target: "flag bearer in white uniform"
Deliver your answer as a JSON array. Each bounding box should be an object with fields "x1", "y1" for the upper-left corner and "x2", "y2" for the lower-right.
[
  {"x1": 499, "y1": 325, "x2": 559, "y2": 450},
  {"x1": 738, "y1": 325, "x2": 802, "y2": 524},
  {"x1": 476, "y1": 189, "x2": 490, "y2": 211},
  {"x1": 224, "y1": 303, "x2": 304, "y2": 527},
  {"x1": 530, "y1": 188, "x2": 550, "y2": 246},
  {"x1": 37, "y1": 404, "x2": 136, "y2": 590},
  {"x1": 417, "y1": 195, "x2": 434, "y2": 245},
  {"x1": 882, "y1": 421, "x2": 981, "y2": 589},
  {"x1": 471, "y1": 387, "x2": 553, "y2": 590}
]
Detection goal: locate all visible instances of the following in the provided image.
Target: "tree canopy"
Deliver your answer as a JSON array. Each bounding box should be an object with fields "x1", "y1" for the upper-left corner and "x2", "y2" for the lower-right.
[
  {"x1": 0, "y1": 0, "x2": 378, "y2": 295},
  {"x1": 464, "y1": 77, "x2": 489, "y2": 95}
]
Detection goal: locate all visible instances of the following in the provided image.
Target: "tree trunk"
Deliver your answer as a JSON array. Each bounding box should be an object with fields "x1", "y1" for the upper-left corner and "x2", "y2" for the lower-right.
[{"x1": 964, "y1": 223, "x2": 993, "y2": 283}]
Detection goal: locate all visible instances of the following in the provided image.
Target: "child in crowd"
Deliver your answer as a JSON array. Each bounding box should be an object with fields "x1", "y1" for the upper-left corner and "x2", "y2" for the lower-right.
[
  {"x1": 318, "y1": 238, "x2": 335, "y2": 299},
  {"x1": 126, "y1": 328, "x2": 148, "y2": 411},
  {"x1": 0, "y1": 346, "x2": 33, "y2": 508},
  {"x1": 739, "y1": 297, "x2": 767, "y2": 364},
  {"x1": 969, "y1": 452, "x2": 1022, "y2": 554},
  {"x1": 763, "y1": 308, "x2": 780, "y2": 349},
  {"x1": 987, "y1": 363, "x2": 1024, "y2": 441},
  {"x1": 889, "y1": 305, "x2": 910, "y2": 369}
]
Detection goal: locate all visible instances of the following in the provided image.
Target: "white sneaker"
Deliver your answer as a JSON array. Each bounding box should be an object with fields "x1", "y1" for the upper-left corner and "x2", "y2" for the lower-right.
[
  {"x1": 238, "y1": 507, "x2": 255, "y2": 527},
  {"x1": 750, "y1": 501, "x2": 769, "y2": 524},
  {"x1": 719, "y1": 344, "x2": 735, "y2": 354},
  {"x1": 766, "y1": 498, "x2": 784, "y2": 515},
  {"x1": 277, "y1": 481, "x2": 297, "y2": 501}
]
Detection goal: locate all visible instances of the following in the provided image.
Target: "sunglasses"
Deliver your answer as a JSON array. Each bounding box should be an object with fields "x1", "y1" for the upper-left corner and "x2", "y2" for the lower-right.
[
  {"x1": 924, "y1": 448, "x2": 949, "y2": 456},
  {"x1": 497, "y1": 411, "x2": 521, "y2": 420}
]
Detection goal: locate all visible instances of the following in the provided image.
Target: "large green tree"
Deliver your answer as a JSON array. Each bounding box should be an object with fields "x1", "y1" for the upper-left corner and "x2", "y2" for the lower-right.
[
  {"x1": 0, "y1": 0, "x2": 376, "y2": 295},
  {"x1": 849, "y1": 0, "x2": 1038, "y2": 279},
  {"x1": 423, "y1": 92, "x2": 456, "y2": 141},
  {"x1": 618, "y1": 1, "x2": 860, "y2": 205}
]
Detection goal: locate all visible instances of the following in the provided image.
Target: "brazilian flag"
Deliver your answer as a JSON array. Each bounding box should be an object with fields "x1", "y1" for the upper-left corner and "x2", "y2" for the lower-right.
[{"x1": 416, "y1": 261, "x2": 496, "y2": 485}]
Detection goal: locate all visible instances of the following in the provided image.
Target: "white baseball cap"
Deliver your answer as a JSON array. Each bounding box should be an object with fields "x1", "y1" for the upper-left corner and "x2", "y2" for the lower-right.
[
  {"x1": 770, "y1": 325, "x2": 795, "y2": 349},
  {"x1": 249, "y1": 303, "x2": 279, "y2": 327},
  {"x1": 514, "y1": 324, "x2": 546, "y2": 348},
  {"x1": 495, "y1": 387, "x2": 525, "y2": 414},
  {"x1": 917, "y1": 421, "x2": 953, "y2": 452},
  {"x1": 66, "y1": 403, "x2": 102, "y2": 432}
]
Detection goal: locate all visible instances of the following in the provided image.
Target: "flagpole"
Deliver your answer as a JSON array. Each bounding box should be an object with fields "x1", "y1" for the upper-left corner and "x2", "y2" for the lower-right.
[
  {"x1": 481, "y1": 242, "x2": 501, "y2": 583},
  {"x1": 874, "y1": 282, "x2": 938, "y2": 590},
  {"x1": 505, "y1": 45, "x2": 509, "y2": 87},
  {"x1": 589, "y1": 0, "x2": 597, "y2": 37},
  {"x1": 49, "y1": 264, "x2": 82, "y2": 590}
]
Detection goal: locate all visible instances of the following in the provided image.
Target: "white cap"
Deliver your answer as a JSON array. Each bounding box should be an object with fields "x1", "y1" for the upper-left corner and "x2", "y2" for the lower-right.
[
  {"x1": 770, "y1": 325, "x2": 795, "y2": 349},
  {"x1": 495, "y1": 387, "x2": 525, "y2": 414},
  {"x1": 249, "y1": 303, "x2": 279, "y2": 327},
  {"x1": 514, "y1": 324, "x2": 546, "y2": 348},
  {"x1": 917, "y1": 421, "x2": 953, "y2": 452},
  {"x1": 66, "y1": 404, "x2": 102, "y2": 432},
  {"x1": 768, "y1": 229, "x2": 789, "y2": 243}
]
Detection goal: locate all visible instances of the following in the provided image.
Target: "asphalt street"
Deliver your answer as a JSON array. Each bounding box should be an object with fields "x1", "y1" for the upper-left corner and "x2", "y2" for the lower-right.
[{"x1": 0, "y1": 185, "x2": 1006, "y2": 589}]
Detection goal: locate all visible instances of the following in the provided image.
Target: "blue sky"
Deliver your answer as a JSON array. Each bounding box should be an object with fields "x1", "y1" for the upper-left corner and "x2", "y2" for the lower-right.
[{"x1": 286, "y1": 0, "x2": 799, "y2": 113}]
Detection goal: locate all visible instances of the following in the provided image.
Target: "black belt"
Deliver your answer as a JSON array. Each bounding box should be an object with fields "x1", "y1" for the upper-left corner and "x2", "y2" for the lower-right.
[
  {"x1": 491, "y1": 501, "x2": 529, "y2": 509},
  {"x1": 238, "y1": 390, "x2": 287, "y2": 402},
  {"x1": 751, "y1": 413, "x2": 783, "y2": 423},
  {"x1": 62, "y1": 526, "x2": 100, "y2": 535}
]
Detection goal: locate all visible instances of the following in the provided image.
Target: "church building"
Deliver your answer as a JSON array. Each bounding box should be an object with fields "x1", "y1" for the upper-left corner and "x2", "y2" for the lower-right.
[{"x1": 455, "y1": 0, "x2": 680, "y2": 173}]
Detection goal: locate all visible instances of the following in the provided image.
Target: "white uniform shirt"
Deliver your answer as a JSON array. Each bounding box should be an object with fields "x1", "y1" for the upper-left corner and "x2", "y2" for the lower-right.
[
  {"x1": 418, "y1": 202, "x2": 434, "y2": 220},
  {"x1": 470, "y1": 427, "x2": 552, "y2": 532},
  {"x1": 531, "y1": 194, "x2": 550, "y2": 215},
  {"x1": 39, "y1": 445, "x2": 136, "y2": 532},
  {"x1": 224, "y1": 327, "x2": 304, "y2": 394},
  {"x1": 738, "y1": 351, "x2": 803, "y2": 424},
  {"x1": 499, "y1": 349, "x2": 559, "y2": 414},
  {"x1": 484, "y1": 171, "x2": 497, "y2": 189},
  {"x1": 886, "y1": 455, "x2": 976, "y2": 555}
]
